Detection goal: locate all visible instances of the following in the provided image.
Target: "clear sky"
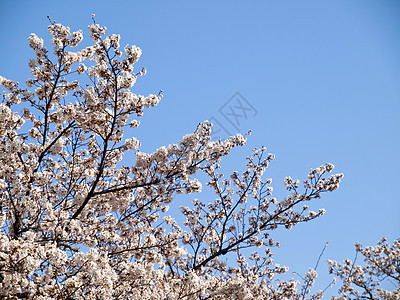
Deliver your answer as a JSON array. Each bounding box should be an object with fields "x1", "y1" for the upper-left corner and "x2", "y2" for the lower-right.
[{"x1": 1, "y1": 0, "x2": 399, "y2": 296}]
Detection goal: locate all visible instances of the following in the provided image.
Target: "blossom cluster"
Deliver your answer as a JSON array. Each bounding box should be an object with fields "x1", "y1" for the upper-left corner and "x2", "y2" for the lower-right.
[{"x1": 328, "y1": 238, "x2": 400, "y2": 299}]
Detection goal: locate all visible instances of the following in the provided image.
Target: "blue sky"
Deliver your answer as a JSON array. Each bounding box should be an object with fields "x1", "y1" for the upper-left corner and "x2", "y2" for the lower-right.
[{"x1": 1, "y1": 0, "x2": 399, "y2": 295}]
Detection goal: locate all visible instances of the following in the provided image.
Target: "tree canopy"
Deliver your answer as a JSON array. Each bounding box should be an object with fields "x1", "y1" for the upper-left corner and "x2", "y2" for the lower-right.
[{"x1": 0, "y1": 17, "x2": 398, "y2": 299}]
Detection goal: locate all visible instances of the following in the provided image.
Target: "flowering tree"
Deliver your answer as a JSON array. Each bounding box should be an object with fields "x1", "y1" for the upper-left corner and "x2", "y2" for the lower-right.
[
  {"x1": 0, "y1": 17, "x2": 394, "y2": 299},
  {"x1": 328, "y1": 238, "x2": 400, "y2": 300}
]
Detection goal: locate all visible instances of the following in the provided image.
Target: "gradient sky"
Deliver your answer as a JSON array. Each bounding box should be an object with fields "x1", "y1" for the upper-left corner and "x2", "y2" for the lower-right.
[{"x1": 1, "y1": 0, "x2": 399, "y2": 296}]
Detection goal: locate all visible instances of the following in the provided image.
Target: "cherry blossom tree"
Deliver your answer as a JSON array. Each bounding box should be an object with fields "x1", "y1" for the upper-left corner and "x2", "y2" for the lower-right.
[
  {"x1": 0, "y1": 16, "x2": 394, "y2": 299},
  {"x1": 328, "y1": 238, "x2": 400, "y2": 300}
]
